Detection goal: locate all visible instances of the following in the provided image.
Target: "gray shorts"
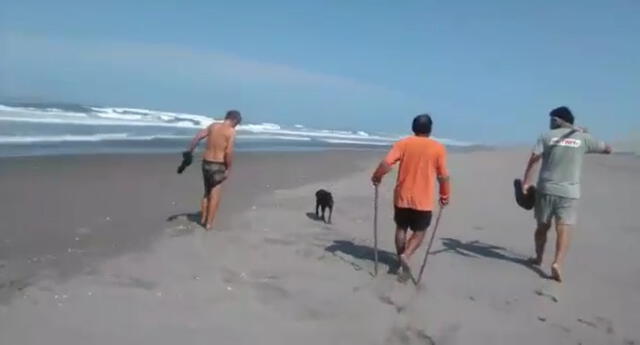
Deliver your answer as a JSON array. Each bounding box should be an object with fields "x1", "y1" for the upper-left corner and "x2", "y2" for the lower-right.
[{"x1": 535, "y1": 193, "x2": 578, "y2": 225}]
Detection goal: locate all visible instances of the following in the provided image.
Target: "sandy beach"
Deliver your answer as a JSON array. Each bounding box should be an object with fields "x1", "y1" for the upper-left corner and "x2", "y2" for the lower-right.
[{"x1": 1, "y1": 149, "x2": 638, "y2": 345}]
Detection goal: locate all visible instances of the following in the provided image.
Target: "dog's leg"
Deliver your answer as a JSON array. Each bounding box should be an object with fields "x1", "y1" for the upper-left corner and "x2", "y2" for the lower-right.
[
  {"x1": 321, "y1": 206, "x2": 326, "y2": 223},
  {"x1": 316, "y1": 201, "x2": 320, "y2": 219},
  {"x1": 328, "y1": 206, "x2": 332, "y2": 224}
]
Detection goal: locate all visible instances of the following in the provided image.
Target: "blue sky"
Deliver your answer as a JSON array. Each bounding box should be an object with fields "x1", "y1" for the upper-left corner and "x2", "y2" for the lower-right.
[{"x1": 0, "y1": 0, "x2": 638, "y2": 144}]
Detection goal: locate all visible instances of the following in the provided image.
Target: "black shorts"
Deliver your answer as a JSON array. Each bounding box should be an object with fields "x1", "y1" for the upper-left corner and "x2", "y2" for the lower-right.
[
  {"x1": 394, "y1": 207, "x2": 433, "y2": 232},
  {"x1": 202, "y1": 160, "x2": 226, "y2": 196}
]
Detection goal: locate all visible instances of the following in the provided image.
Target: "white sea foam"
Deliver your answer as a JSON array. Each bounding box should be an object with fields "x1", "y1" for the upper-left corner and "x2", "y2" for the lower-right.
[
  {"x1": 0, "y1": 104, "x2": 473, "y2": 146},
  {"x1": 321, "y1": 139, "x2": 392, "y2": 146},
  {"x1": 0, "y1": 133, "x2": 194, "y2": 144}
]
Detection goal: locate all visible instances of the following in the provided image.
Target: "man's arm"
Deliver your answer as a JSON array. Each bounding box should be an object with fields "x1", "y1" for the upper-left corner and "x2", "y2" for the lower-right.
[
  {"x1": 522, "y1": 153, "x2": 542, "y2": 192},
  {"x1": 223, "y1": 131, "x2": 236, "y2": 172},
  {"x1": 522, "y1": 135, "x2": 545, "y2": 192},
  {"x1": 371, "y1": 161, "x2": 392, "y2": 185},
  {"x1": 371, "y1": 142, "x2": 402, "y2": 185},
  {"x1": 585, "y1": 134, "x2": 613, "y2": 154},
  {"x1": 436, "y1": 148, "x2": 451, "y2": 207},
  {"x1": 187, "y1": 128, "x2": 209, "y2": 153}
]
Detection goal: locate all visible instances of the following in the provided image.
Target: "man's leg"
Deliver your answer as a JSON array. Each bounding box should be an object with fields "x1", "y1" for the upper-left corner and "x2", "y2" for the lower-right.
[
  {"x1": 531, "y1": 193, "x2": 553, "y2": 266},
  {"x1": 551, "y1": 223, "x2": 572, "y2": 282},
  {"x1": 205, "y1": 185, "x2": 222, "y2": 230},
  {"x1": 531, "y1": 222, "x2": 551, "y2": 265},
  {"x1": 550, "y1": 197, "x2": 578, "y2": 282},
  {"x1": 395, "y1": 228, "x2": 408, "y2": 256},
  {"x1": 402, "y1": 230, "x2": 427, "y2": 260},
  {"x1": 200, "y1": 197, "x2": 209, "y2": 225},
  {"x1": 201, "y1": 163, "x2": 211, "y2": 225}
]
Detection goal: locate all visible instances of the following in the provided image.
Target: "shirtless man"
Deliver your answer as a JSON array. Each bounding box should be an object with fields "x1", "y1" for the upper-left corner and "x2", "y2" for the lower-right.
[{"x1": 185, "y1": 110, "x2": 241, "y2": 230}]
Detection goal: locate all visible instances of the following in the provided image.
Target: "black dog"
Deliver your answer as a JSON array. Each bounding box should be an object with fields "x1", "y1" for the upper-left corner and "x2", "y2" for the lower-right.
[{"x1": 315, "y1": 189, "x2": 334, "y2": 224}]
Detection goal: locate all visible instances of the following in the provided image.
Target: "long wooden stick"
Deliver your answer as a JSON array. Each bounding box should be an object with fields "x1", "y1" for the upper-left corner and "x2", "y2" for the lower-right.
[
  {"x1": 416, "y1": 208, "x2": 444, "y2": 285},
  {"x1": 373, "y1": 185, "x2": 379, "y2": 276}
]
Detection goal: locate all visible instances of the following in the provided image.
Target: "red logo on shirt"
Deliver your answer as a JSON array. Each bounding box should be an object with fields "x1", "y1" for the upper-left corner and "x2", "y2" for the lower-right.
[{"x1": 550, "y1": 138, "x2": 582, "y2": 148}]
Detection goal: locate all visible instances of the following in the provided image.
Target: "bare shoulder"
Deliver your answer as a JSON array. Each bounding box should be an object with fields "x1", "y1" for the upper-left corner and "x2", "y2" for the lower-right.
[
  {"x1": 207, "y1": 123, "x2": 219, "y2": 133},
  {"x1": 225, "y1": 126, "x2": 236, "y2": 137}
]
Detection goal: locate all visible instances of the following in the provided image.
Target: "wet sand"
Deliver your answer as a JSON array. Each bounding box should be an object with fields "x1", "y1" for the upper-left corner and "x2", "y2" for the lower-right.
[{"x1": 0, "y1": 149, "x2": 638, "y2": 345}]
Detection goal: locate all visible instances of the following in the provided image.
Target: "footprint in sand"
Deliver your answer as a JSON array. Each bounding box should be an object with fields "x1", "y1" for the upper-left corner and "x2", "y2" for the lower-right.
[
  {"x1": 550, "y1": 323, "x2": 572, "y2": 334},
  {"x1": 253, "y1": 281, "x2": 290, "y2": 302},
  {"x1": 263, "y1": 237, "x2": 296, "y2": 246},
  {"x1": 386, "y1": 325, "x2": 435, "y2": 345},
  {"x1": 3, "y1": 279, "x2": 31, "y2": 292},
  {"x1": 75, "y1": 227, "x2": 92, "y2": 235},
  {"x1": 109, "y1": 275, "x2": 157, "y2": 291},
  {"x1": 378, "y1": 295, "x2": 405, "y2": 314},
  {"x1": 166, "y1": 225, "x2": 195, "y2": 237},
  {"x1": 577, "y1": 316, "x2": 615, "y2": 335},
  {"x1": 534, "y1": 288, "x2": 559, "y2": 303}
]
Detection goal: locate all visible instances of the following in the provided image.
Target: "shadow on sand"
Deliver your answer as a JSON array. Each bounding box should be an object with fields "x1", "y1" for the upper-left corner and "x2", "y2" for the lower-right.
[
  {"x1": 305, "y1": 212, "x2": 323, "y2": 222},
  {"x1": 325, "y1": 240, "x2": 399, "y2": 274},
  {"x1": 431, "y1": 237, "x2": 548, "y2": 279},
  {"x1": 166, "y1": 212, "x2": 201, "y2": 224}
]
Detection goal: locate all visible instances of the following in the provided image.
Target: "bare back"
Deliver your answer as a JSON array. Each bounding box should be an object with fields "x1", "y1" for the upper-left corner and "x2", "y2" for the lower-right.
[{"x1": 203, "y1": 123, "x2": 235, "y2": 163}]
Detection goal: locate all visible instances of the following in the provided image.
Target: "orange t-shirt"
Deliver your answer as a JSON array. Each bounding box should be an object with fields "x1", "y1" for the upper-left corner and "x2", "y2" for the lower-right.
[{"x1": 384, "y1": 136, "x2": 448, "y2": 211}]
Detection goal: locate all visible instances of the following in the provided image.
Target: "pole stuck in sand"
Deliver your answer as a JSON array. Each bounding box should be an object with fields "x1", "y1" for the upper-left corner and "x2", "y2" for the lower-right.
[
  {"x1": 373, "y1": 185, "x2": 379, "y2": 276},
  {"x1": 416, "y1": 207, "x2": 444, "y2": 286}
]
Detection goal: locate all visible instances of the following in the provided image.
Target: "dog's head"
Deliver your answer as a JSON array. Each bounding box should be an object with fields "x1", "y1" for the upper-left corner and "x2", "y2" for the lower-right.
[{"x1": 315, "y1": 189, "x2": 333, "y2": 204}]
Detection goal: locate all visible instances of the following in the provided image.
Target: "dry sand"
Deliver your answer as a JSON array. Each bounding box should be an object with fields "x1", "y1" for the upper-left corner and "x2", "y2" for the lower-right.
[{"x1": 0, "y1": 149, "x2": 638, "y2": 345}]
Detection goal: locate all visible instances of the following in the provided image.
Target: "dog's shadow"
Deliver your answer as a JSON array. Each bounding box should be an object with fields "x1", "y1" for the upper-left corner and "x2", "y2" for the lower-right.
[
  {"x1": 325, "y1": 240, "x2": 399, "y2": 274},
  {"x1": 306, "y1": 212, "x2": 328, "y2": 223}
]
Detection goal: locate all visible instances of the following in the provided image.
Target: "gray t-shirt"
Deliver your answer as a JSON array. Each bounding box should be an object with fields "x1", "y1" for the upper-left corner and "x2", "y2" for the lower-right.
[{"x1": 533, "y1": 128, "x2": 606, "y2": 199}]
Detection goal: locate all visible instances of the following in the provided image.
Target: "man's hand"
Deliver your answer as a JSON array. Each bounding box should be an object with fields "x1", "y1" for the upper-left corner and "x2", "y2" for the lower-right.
[
  {"x1": 522, "y1": 183, "x2": 531, "y2": 195},
  {"x1": 177, "y1": 151, "x2": 194, "y2": 174},
  {"x1": 439, "y1": 195, "x2": 450, "y2": 208},
  {"x1": 371, "y1": 175, "x2": 382, "y2": 186}
]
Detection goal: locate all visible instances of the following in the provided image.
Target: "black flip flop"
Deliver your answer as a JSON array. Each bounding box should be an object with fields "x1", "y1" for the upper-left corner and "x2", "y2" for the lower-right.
[{"x1": 513, "y1": 178, "x2": 536, "y2": 210}]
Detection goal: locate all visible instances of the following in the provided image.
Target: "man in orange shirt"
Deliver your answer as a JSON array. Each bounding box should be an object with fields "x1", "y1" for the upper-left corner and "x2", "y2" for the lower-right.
[{"x1": 371, "y1": 114, "x2": 451, "y2": 275}]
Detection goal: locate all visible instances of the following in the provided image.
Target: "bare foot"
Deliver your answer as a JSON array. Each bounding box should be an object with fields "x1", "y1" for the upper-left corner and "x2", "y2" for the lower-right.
[
  {"x1": 527, "y1": 257, "x2": 542, "y2": 266},
  {"x1": 551, "y1": 263, "x2": 563, "y2": 283},
  {"x1": 205, "y1": 223, "x2": 213, "y2": 231},
  {"x1": 399, "y1": 255, "x2": 412, "y2": 276}
]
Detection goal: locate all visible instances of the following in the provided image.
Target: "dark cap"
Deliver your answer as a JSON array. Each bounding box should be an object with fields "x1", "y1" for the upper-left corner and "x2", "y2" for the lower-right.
[{"x1": 550, "y1": 106, "x2": 574, "y2": 125}]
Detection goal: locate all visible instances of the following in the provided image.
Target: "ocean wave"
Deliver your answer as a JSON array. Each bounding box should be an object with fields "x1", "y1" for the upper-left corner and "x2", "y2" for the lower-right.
[
  {"x1": 321, "y1": 139, "x2": 391, "y2": 146},
  {"x1": 235, "y1": 134, "x2": 312, "y2": 141},
  {"x1": 0, "y1": 134, "x2": 192, "y2": 144},
  {"x1": 0, "y1": 103, "x2": 472, "y2": 146}
]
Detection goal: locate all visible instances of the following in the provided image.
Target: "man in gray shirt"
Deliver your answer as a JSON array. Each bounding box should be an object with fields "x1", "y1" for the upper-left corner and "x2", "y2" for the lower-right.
[{"x1": 522, "y1": 106, "x2": 612, "y2": 282}]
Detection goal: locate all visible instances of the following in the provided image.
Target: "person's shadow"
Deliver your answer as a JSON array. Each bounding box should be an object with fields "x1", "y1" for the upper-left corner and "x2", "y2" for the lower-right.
[
  {"x1": 431, "y1": 237, "x2": 548, "y2": 278},
  {"x1": 166, "y1": 212, "x2": 201, "y2": 224},
  {"x1": 325, "y1": 240, "x2": 399, "y2": 274}
]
